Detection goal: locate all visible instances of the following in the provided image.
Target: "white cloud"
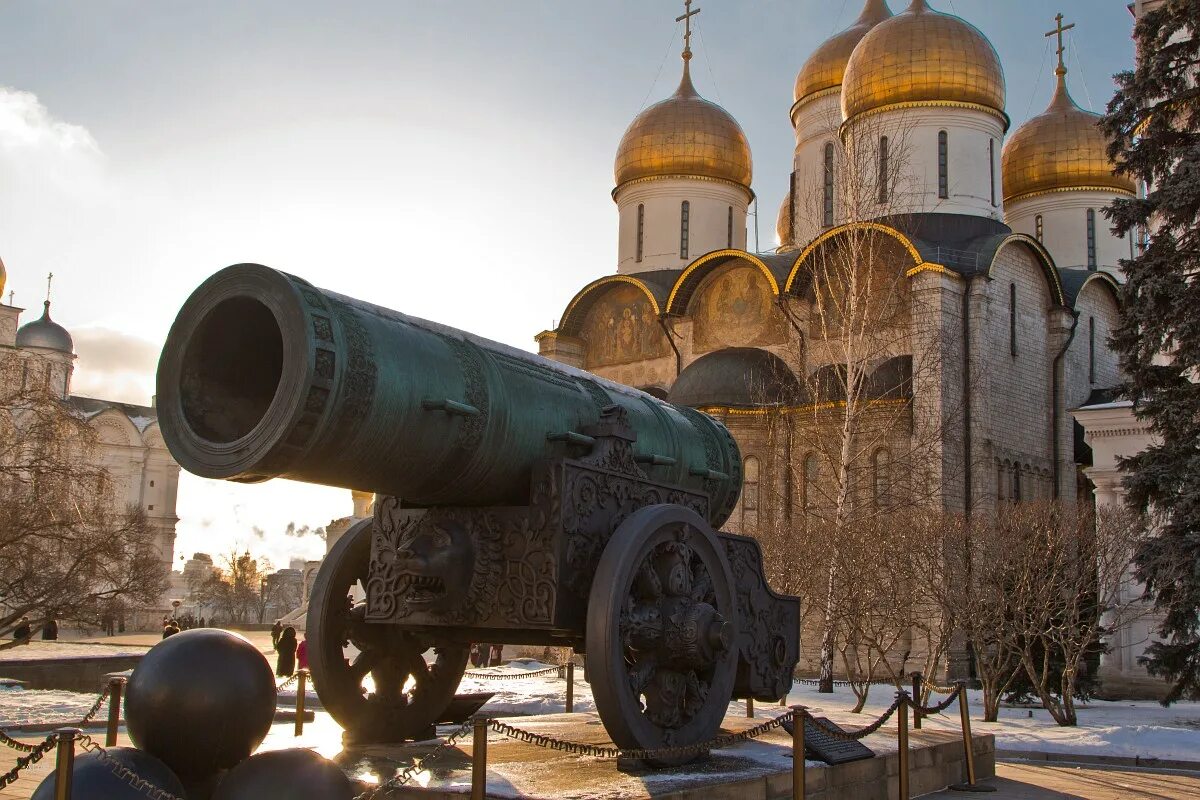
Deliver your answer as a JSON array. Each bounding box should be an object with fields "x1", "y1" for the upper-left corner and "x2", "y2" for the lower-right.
[
  {"x1": 0, "y1": 86, "x2": 99, "y2": 155},
  {"x1": 70, "y1": 327, "x2": 159, "y2": 405}
]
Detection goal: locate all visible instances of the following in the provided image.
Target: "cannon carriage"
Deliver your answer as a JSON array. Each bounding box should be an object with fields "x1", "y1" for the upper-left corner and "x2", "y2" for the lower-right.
[{"x1": 157, "y1": 264, "x2": 799, "y2": 763}]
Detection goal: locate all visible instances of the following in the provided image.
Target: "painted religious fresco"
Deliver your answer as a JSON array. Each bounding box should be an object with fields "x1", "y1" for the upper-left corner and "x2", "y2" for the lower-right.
[
  {"x1": 693, "y1": 263, "x2": 786, "y2": 352},
  {"x1": 579, "y1": 283, "x2": 668, "y2": 368}
]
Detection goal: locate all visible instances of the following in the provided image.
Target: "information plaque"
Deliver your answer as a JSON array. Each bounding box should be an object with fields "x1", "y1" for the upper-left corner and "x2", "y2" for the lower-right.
[{"x1": 781, "y1": 715, "x2": 876, "y2": 765}]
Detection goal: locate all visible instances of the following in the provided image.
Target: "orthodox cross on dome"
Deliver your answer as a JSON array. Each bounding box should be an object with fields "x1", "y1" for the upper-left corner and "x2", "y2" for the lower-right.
[
  {"x1": 1045, "y1": 12, "x2": 1076, "y2": 77},
  {"x1": 45, "y1": 272, "x2": 54, "y2": 302},
  {"x1": 676, "y1": 0, "x2": 700, "y2": 62}
]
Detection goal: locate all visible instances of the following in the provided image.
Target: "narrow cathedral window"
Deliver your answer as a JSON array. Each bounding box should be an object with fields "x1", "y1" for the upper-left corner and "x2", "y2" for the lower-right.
[
  {"x1": 680, "y1": 201, "x2": 690, "y2": 259},
  {"x1": 1009, "y1": 283, "x2": 1018, "y2": 357},
  {"x1": 1035, "y1": 214, "x2": 1044, "y2": 242},
  {"x1": 937, "y1": 131, "x2": 948, "y2": 199},
  {"x1": 989, "y1": 138, "x2": 997, "y2": 206},
  {"x1": 1086, "y1": 208, "x2": 1097, "y2": 270},
  {"x1": 878, "y1": 136, "x2": 889, "y2": 204},
  {"x1": 823, "y1": 142, "x2": 835, "y2": 227},
  {"x1": 872, "y1": 449, "x2": 891, "y2": 508},
  {"x1": 636, "y1": 204, "x2": 645, "y2": 263},
  {"x1": 803, "y1": 453, "x2": 819, "y2": 510},
  {"x1": 727, "y1": 206, "x2": 733, "y2": 248},
  {"x1": 1089, "y1": 316, "x2": 1096, "y2": 384}
]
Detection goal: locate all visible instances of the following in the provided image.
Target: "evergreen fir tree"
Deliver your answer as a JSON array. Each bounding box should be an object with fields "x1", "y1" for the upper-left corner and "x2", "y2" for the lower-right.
[{"x1": 1100, "y1": 0, "x2": 1200, "y2": 703}]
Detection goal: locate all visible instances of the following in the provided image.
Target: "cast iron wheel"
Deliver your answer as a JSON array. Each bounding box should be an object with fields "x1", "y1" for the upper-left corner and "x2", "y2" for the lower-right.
[
  {"x1": 586, "y1": 504, "x2": 738, "y2": 766},
  {"x1": 306, "y1": 518, "x2": 469, "y2": 743}
]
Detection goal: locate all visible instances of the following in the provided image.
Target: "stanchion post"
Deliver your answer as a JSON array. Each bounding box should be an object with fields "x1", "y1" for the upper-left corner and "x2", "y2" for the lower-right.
[
  {"x1": 471, "y1": 716, "x2": 488, "y2": 800},
  {"x1": 911, "y1": 672, "x2": 923, "y2": 730},
  {"x1": 294, "y1": 669, "x2": 308, "y2": 737},
  {"x1": 746, "y1": 697, "x2": 754, "y2": 718},
  {"x1": 54, "y1": 727, "x2": 79, "y2": 800},
  {"x1": 958, "y1": 684, "x2": 977, "y2": 786},
  {"x1": 790, "y1": 706, "x2": 806, "y2": 800},
  {"x1": 565, "y1": 661, "x2": 575, "y2": 714},
  {"x1": 897, "y1": 694, "x2": 910, "y2": 800},
  {"x1": 105, "y1": 677, "x2": 124, "y2": 747}
]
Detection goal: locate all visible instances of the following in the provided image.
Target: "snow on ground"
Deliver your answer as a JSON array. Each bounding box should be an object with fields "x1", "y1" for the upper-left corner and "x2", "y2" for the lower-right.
[
  {"x1": 5, "y1": 660, "x2": 1197, "y2": 763},
  {"x1": 0, "y1": 641, "x2": 149, "y2": 661}
]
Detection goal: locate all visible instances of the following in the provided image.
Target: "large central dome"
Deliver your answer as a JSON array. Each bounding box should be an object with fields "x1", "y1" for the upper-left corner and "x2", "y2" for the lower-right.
[
  {"x1": 841, "y1": 0, "x2": 1006, "y2": 124},
  {"x1": 614, "y1": 64, "x2": 753, "y2": 193}
]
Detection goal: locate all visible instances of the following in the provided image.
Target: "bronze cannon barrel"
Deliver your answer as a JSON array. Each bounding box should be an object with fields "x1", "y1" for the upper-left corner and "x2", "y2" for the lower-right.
[{"x1": 156, "y1": 264, "x2": 741, "y2": 527}]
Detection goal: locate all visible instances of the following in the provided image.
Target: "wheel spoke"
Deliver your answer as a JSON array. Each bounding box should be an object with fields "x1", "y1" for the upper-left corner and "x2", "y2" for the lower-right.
[{"x1": 347, "y1": 651, "x2": 375, "y2": 682}]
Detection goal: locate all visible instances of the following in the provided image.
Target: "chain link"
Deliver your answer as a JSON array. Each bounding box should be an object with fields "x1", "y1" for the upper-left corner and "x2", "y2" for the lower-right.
[
  {"x1": 462, "y1": 665, "x2": 564, "y2": 681},
  {"x1": 77, "y1": 684, "x2": 112, "y2": 726},
  {"x1": 276, "y1": 673, "x2": 299, "y2": 691},
  {"x1": 913, "y1": 688, "x2": 962, "y2": 716},
  {"x1": 0, "y1": 728, "x2": 44, "y2": 753},
  {"x1": 351, "y1": 717, "x2": 477, "y2": 800},
  {"x1": 488, "y1": 711, "x2": 791, "y2": 761},
  {"x1": 76, "y1": 733, "x2": 189, "y2": 800},
  {"x1": 802, "y1": 695, "x2": 906, "y2": 742},
  {"x1": 0, "y1": 732, "x2": 56, "y2": 789},
  {"x1": 923, "y1": 679, "x2": 964, "y2": 695}
]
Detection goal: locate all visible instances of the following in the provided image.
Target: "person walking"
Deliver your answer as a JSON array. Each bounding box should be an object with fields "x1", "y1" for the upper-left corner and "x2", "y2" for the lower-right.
[
  {"x1": 489, "y1": 643, "x2": 504, "y2": 667},
  {"x1": 271, "y1": 619, "x2": 283, "y2": 651},
  {"x1": 162, "y1": 620, "x2": 180, "y2": 639},
  {"x1": 296, "y1": 634, "x2": 309, "y2": 672},
  {"x1": 276, "y1": 626, "x2": 297, "y2": 677},
  {"x1": 12, "y1": 618, "x2": 31, "y2": 643}
]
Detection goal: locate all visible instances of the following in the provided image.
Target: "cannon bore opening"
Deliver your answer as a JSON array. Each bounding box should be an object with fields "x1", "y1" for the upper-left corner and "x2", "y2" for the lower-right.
[{"x1": 180, "y1": 297, "x2": 284, "y2": 443}]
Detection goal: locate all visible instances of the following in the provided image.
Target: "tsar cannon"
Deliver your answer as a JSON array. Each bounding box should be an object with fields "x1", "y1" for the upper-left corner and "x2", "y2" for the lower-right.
[{"x1": 157, "y1": 264, "x2": 799, "y2": 763}]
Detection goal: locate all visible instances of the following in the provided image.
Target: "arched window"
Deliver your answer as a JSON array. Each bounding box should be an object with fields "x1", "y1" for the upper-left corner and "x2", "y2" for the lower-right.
[
  {"x1": 1012, "y1": 465, "x2": 1022, "y2": 503},
  {"x1": 742, "y1": 455, "x2": 760, "y2": 532},
  {"x1": 823, "y1": 142, "x2": 835, "y2": 227},
  {"x1": 878, "y1": 136, "x2": 889, "y2": 204},
  {"x1": 636, "y1": 204, "x2": 645, "y2": 263},
  {"x1": 937, "y1": 131, "x2": 949, "y2": 199},
  {"x1": 872, "y1": 449, "x2": 891, "y2": 508},
  {"x1": 680, "y1": 200, "x2": 690, "y2": 259},
  {"x1": 1009, "y1": 283, "x2": 1018, "y2": 357},
  {"x1": 989, "y1": 138, "x2": 997, "y2": 206},
  {"x1": 1035, "y1": 214, "x2": 1044, "y2": 242},
  {"x1": 1086, "y1": 208, "x2": 1097, "y2": 270},
  {"x1": 803, "y1": 452, "x2": 819, "y2": 511},
  {"x1": 727, "y1": 206, "x2": 734, "y2": 248},
  {"x1": 1088, "y1": 316, "x2": 1096, "y2": 384}
]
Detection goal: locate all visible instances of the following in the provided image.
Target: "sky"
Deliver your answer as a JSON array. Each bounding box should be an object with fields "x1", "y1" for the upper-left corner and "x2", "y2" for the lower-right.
[{"x1": 0, "y1": 0, "x2": 1140, "y2": 571}]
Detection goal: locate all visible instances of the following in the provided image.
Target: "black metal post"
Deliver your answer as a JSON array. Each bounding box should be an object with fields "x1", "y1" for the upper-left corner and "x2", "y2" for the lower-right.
[
  {"x1": 790, "y1": 706, "x2": 806, "y2": 800},
  {"x1": 54, "y1": 727, "x2": 79, "y2": 800},
  {"x1": 105, "y1": 678, "x2": 124, "y2": 747},
  {"x1": 471, "y1": 716, "x2": 488, "y2": 800},
  {"x1": 565, "y1": 661, "x2": 575, "y2": 713},
  {"x1": 911, "y1": 672, "x2": 923, "y2": 730},
  {"x1": 295, "y1": 669, "x2": 308, "y2": 736}
]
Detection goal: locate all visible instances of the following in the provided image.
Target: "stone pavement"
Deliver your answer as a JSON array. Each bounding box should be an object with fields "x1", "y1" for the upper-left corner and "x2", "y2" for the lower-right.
[{"x1": 926, "y1": 761, "x2": 1200, "y2": 799}]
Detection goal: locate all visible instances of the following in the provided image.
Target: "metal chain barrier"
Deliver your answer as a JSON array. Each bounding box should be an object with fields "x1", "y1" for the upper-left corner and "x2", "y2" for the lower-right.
[
  {"x1": 803, "y1": 695, "x2": 906, "y2": 742},
  {"x1": 462, "y1": 665, "x2": 564, "y2": 681},
  {"x1": 914, "y1": 689, "x2": 961, "y2": 716},
  {"x1": 76, "y1": 733, "x2": 189, "y2": 800},
  {"x1": 351, "y1": 717, "x2": 477, "y2": 800},
  {"x1": 276, "y1": 672, "x2": 299, "y2": 691},
  {"x1": 923, "y1": 679, "x2": 964, "y2": 695},
  {"x1": 0, "y1": 732, "x2": 56, "y2": 790},
  {"x1": 77, "y1": 683, "x2": 112, "y2": 726},
  {"x1": 0, "y1": 728, "x2": 44, "y2": 753},
  {"x1": 487, "y1": 711, "x2": 791, "y2": 761}
]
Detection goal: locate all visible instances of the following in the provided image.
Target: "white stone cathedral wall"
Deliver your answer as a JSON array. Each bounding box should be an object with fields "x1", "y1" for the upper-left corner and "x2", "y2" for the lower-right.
[
  {"x1": 1064, "y1": 281, "x2": 1123, "y2": 410},
  {"x1": 1006, "y1": 191, "x2": 1132, "y2": 274},
  {"x1": 614, "y1": 178, "x2": 749, "y2": 274},
  {"x1": 790, "y1": 93, "x2": 843, "y2": 246}
]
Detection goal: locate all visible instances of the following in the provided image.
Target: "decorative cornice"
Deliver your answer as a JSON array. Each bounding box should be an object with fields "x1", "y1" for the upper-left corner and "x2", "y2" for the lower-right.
[
  {"x1": 789, "y1": 86, "x2": 841, "y2": 125},
  {"x1": 1004, "y1": 184, "x2": 1137, "y2": 206},
  {"x1": 612, "y1": 173, "x2": 755, "y2": 203},
  {"x1": 841, "y1": 100, "x2": 1010, "y2": 136}
]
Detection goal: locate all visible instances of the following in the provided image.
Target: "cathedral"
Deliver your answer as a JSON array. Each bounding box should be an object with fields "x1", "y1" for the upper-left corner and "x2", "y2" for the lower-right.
[
  {"x1": 0, "y1": 259, "x2": 181, "y2": 629},
  {"x1": 536, "y1": 0, "x2": 1133, "y2": 545}
]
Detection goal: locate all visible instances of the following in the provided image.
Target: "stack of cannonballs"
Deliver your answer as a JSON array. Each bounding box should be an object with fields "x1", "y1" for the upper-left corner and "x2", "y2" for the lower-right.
[{"x1": 33, "y1": 629, "x2": 352, "y2": 800}]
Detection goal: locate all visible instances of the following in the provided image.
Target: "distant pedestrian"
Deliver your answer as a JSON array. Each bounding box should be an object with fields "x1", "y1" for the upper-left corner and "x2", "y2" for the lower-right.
[
  {"x1": 470, "y1": 643, "x2": 484, "y2": 668},
  {"x1": 198, "y1": 616, "x2": 206, "y2": 628},
  {"x1": 12, "y1": 618, "x2": 31, "y2": 643},
  {"x1": 489, "y1": 643, "x2": 504, "y2": 667},
  {"x1": 41, "y1": 618, "x2": 58, "y2": 641},
  {"x1": 271, "y1": 619, "x2": 283, "y2": 652},
  {"x1": 162, "y1": 621, "x2": 180, "y2": 639},
  {"x1": 276, "y1": 626, "x2": 297, "y2": 677},
  {"x1": 296, "y1": 635, "x2": 309, "y2": 672}
]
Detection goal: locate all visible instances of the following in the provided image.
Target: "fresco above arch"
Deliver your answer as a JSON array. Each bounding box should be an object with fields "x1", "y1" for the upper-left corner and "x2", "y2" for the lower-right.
[
  {"x1": 692, "y1": 263, "x2": 786, "y2": 353},
  {"x1": 579, "y1": 283, "x2": 668, "y2": 369}
]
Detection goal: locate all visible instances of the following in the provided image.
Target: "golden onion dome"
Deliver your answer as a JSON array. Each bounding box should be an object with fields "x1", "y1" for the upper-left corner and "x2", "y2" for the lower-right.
[
  {"x1": 793, "y1": 0, "x2": 893, "y2": 111},
  {"x1": 841, "y1": 0, "x2": 1006, "y2": 125},
  {"x1": 1002, "y1": 74, "x2": 1135, "y2": 204},
  {"x1": 776, "y1": 194, "x2": 796, "y2": 251},
  {"x1": 614, "y1": 63, "x2": 753, "y2": 193},
  {"x1": 0, "y1": 256, "x2": 6, "y2": 302}
]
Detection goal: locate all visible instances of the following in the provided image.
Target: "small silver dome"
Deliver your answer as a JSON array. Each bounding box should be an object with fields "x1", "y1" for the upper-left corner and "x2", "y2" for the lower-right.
[{"x1": 16, "y1": 301, "x2": 73, "y2": 353}]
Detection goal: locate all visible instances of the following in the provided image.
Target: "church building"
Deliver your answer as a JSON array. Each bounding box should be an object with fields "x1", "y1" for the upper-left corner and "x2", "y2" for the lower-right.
[{"x1": 536, "y1": 0, "x2": 1135, "y2": 676}]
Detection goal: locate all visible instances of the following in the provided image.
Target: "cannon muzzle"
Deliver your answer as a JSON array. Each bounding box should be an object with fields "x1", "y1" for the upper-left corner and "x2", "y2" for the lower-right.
[{"x1": 157, "y1": 264, "x2": 741, "y2": 526}]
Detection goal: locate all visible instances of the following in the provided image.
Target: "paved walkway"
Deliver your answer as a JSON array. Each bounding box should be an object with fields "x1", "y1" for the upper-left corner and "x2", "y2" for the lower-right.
[{"x1": 926, "y1": 761, "x2": 1200, "y2": 799}]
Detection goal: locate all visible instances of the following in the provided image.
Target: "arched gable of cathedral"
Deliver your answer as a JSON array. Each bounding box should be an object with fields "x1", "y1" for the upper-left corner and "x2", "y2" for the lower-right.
[
  {"x1": 983, "y1": 235, "x2": 1066, "y2": 308},
  {"x1": 784, "y1": 222, "x2": 925, "y2": 295},
  {"x1": 557, "y1": 275, "x2": 671, "y2": 370},
  {"x1": 92, "y1": 408, "x2": 142, "y2": 448},
  {"x1": 665, "y1": 250, "x2": 786, "y2": 315},
  {"x1": 1060, "y1": 269, "x2": 1120, "y2": 313},
  {"x1": 672, "y1": 253, "x2": 791, "y2": 353}
]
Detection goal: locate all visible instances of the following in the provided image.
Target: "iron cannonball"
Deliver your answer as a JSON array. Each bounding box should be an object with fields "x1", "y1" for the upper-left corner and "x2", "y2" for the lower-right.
[
  {"x1": 212, "y1": 748, "x2": 352, "y2": 800},
  {"x1": 32, "y1": 746, "x2": 187, "y2": 800},
  {"x1": 125, "y1": 628, "x2": 276, "y2": 781}
]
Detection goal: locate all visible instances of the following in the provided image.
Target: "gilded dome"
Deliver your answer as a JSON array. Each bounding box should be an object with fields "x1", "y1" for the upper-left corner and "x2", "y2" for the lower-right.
[
  {"x1": 793, "y1": 0, "x2": 893, "y2": 110},
  {"x1": 841, "y1": 0, "x2": 1006, "y2": 124},
  {"x1": 614, "y1": 64, "x2": 753, "y2": 192},
  {"x1": 16, "y1": 301, "x2": 73, "y2": 353},
  {"x1": 776, "y1": 195, "x2": 796, "y2": 251},
  {"x1": 1002, "y1": 76, "x2": 1135, "y2": 204},
  {"x1": 0, "y1": 256, "x2": 6, "y2": 302}
]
